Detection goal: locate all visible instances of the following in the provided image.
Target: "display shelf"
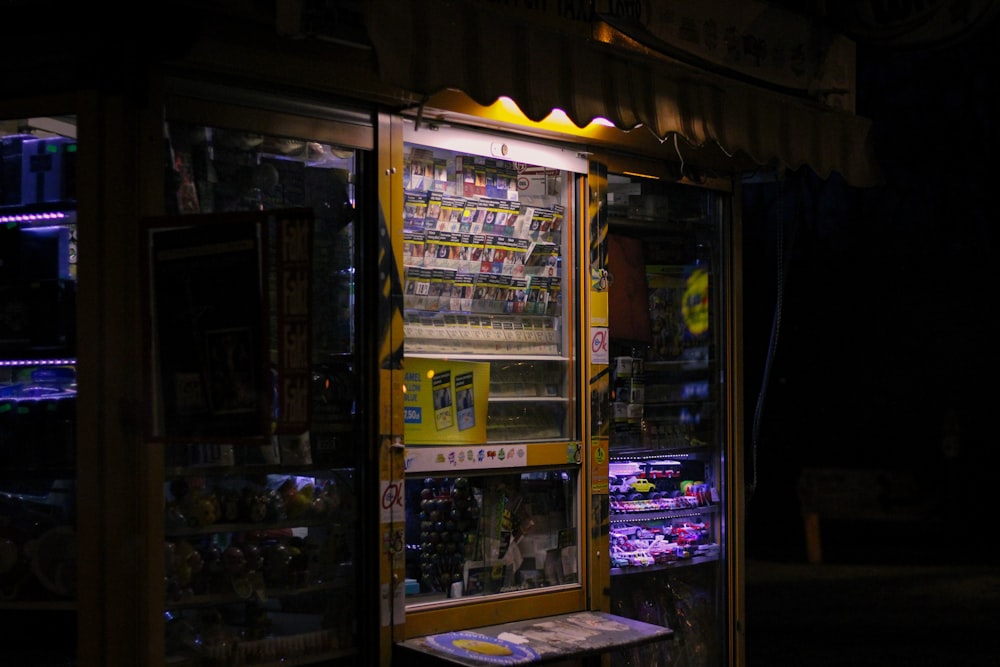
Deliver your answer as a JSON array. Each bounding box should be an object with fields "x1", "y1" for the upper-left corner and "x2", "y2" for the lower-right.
[
  {"x1": 164, "y1": 578, "x2": 355, "y2": 610},
  {"x1": 608, "y1": 349, "x2": 717, "y2": 453},
  {"x1": 397, "y1": 122, "x2": 585, "y2": 624},
  {"x1": 486, "y1": 403, "x2": 567, "y2": 442},
  {"x1": 610, "y1": 504, "x2": 719, "y2": 522},
  {"x1": 166, "y1": 631, "x2": 356, "y2": 667},
  {"x1": 164, "y1": 463, "x2": 350, "y2": 478},
  {"x1": 0, "y1": 200, "x2": 77, "y2": 216},
  {"x1": 487, "y1": 396, "x2": 565, "y2": 403},
  {"x1": 400, "y1": 125, "x2": 576, "y2": 446},
  {"x1": 404, "y1": 313, "x2": 562, "y2": 356},
  {"x1": 155, "y1": 117, "x2": 365, "y2": 667},
  {"x1": 610, "y1": 552, "x2": 721, "y2": 575},
  {"x1": 608, "y1": 441, "x2": 716, "y2": 462},
  {"x1": 164, "y1": 517, "x2": 353, "y2": 538},
  {"x1": 0, "y1": 176, "x2": 78, "y2": 614},
  {"x1": 603, "y1": 170, "x2": 732, "y2": 665},
  {"x1": 400, "y1": 468, "x2": 581, "y2": 605},
  {"x1": 0, "y1": 122, "x2": 78, "y2": 667},
  {"x1": 405, "y1": 341, "x2": 561, "y2": 355},
  {"x1": 610, "y1": 434, "x2": 716, "y2": 452},
  {"x1": 609, "y1": 498, "x2": 719, "y2": 574},
  {"x1": 160, "y1": 437, "x2": 359, "y2": 662},
  {"x1": 409, "y1": 353, "x2": 567, "y2": 362},
  {"x1": 404, "y1": 581, "x2": 583, "y2": 609}
]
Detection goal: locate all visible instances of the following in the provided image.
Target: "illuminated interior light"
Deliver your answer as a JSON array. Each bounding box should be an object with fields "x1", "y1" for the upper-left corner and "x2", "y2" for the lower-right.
[
  {"x1": 0, "y1": 211, "x2": 68, "y2": 224},
  {"x1": 21, "y1": 225, "x2": 67, "y2": 234},
  {"x1": 0, "y1": 358, "x2": 77, "y2": 367},
  {"x1": 623, "y1": 170, "x2": 660, "y2": 180}
]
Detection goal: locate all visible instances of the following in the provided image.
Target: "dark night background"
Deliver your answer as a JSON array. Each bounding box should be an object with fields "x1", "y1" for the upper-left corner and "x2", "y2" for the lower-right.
[{"x1": 742, "y1": 6, "x2": 998, "y2": 564}]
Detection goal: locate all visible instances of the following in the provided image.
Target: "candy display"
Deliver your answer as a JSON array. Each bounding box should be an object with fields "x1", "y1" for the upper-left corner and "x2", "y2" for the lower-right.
[{"x1": 415, "y1": 477, "x2": 480, "y2": 594}]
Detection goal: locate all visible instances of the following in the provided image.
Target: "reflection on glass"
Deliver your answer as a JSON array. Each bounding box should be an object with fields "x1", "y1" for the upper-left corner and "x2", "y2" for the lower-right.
[
  {"x1": 159, "y1": 121, "x2": 362, "y2": 664},
  {"x1": 401, "y1": 137, "x2": 575, "y2": 444},
  {"x1": 606, "y1": 172, "x2": 728, "y2": 666},
  {"x1": 0, "y1": 117, "x2": 79, "y2": 663},
  {"x1": 404, "y1": 470, "x2": 578, "y2": 605}
]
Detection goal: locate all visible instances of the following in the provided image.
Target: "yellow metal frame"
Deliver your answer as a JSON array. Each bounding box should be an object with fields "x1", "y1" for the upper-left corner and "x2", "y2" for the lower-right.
[{"x1": 385, "y1": 114, "x2": 594, "y2": 646}]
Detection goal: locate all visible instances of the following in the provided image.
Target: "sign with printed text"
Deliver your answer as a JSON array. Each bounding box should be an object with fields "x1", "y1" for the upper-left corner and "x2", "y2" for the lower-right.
[{"x1": 404, "y1": 358, "x2": 489, "y2": 445}]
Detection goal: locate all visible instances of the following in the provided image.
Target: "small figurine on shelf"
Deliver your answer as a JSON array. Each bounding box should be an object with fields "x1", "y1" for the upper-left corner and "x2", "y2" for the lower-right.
[{"x1": 239, "y1": 488, "x2": 268, "y2": 523}]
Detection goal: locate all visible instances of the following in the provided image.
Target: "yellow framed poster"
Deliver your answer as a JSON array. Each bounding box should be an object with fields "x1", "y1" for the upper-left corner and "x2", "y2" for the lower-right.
[{"x1": 404, "y1": 357, "x2": 489, "y2": 444}]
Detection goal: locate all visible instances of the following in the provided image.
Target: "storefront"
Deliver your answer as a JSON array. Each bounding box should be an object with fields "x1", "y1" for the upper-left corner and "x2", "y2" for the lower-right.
[{"x1": 0, "y1": 2, "x2": 876, "y2": 666}]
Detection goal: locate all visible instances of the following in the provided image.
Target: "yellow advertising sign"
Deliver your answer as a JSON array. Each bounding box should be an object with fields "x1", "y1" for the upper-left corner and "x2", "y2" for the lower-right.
[{"x1": 404, "y1": 358, "x2": 490, "y2": 445}]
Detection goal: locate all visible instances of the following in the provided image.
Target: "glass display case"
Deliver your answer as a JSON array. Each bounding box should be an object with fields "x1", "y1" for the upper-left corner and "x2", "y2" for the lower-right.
[
  {"x1": 0, "y1": 117, "x2": 78, "y2": 664},
  {"x1": 603, "y1": 173, "x2": 731, "y2": 666},
  {"x1": 400, "y1": 467, "x2": 580, "y2": 604},
  {"x1": 398, "y1": 122, "x2": 587, "y2": 612},
  {"x1": 148, "y1": 117, "x2": 367, "y2": 666}
]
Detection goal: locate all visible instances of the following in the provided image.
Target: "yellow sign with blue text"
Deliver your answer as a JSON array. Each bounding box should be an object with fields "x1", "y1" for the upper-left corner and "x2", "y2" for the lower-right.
[{"x1": 404, "y1": 358, "x2": 490, "y2": 445}]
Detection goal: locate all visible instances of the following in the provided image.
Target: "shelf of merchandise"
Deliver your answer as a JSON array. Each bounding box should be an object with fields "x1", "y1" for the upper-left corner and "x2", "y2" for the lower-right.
[{"x1": 0, "y1": 128, "x2": 79, "y2": 664}]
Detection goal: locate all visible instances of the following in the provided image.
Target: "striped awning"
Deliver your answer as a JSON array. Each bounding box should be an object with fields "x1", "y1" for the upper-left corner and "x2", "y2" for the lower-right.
[{"x1": 364, "y1": 0, "x2": 881, "y2": 186}]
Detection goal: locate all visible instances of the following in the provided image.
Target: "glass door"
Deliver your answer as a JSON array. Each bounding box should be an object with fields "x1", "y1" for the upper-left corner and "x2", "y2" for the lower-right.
[
  {"x1": 148, "y1": 112, "x2": 371, "y2": 666},
  {"x1": 398, "y1": 121, "x2": 588, "y2": 626},
  {"x1": 0, "y1": 116, "x2": 78, "y2": 665},
  {"x1": 604, "y1": 173, "x2": 732, "y2": 667}
]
